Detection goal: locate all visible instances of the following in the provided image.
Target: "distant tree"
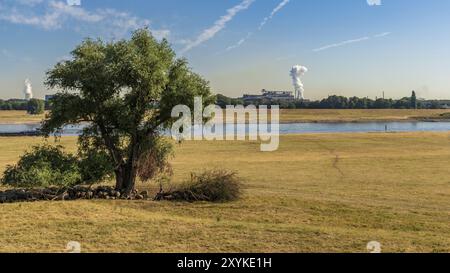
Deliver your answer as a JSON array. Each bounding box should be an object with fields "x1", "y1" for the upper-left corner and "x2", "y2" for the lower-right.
[
  {"x1": 373, "y1": 98, "x2": 393, "y2": 109},
  {"x1": 429, "y1": 100, "x2": 441, "y2": 109},
  {"x1": 27, "y1": 99, "x2": 45, "y2": 115},
  {"x1": 319, "y1": 95, "x2": 348, "y2": 109},
  {"x1": 216, "y1": 94, "x2": 231, "y2": 108},
  {"x1": 42, "y1": 29, "x2": 214, "y2": 195},
  {"x1": 411, "y1": 91, "x2": 417, "y2": 109}
]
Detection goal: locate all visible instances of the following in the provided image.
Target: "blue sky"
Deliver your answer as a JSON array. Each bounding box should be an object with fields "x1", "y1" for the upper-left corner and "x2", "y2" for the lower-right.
[{"x1": 1, "y1": 0, "x2": 449, "y2": 100}]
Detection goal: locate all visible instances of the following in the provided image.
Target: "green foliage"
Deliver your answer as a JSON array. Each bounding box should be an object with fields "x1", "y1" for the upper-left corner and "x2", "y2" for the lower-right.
[
  {"x1": 164, "y1": 170, "x2": 242, "y2": 202},
  {"x1": 222, "y1": 93, "x2": 446, "y2": 110},
  {"x1": 216, "y1": 94, "x2": 243, "y2": 108},
  {"x1": 2, "y1": 145, "x2": 81, "y2": 188},
  {"x1": 0, "y1": 99, "x2": 28, "y2": 110},
  {"x1": 1, "y1": 144, "x2": 114, "y2": 188},
  {"x1": 26, "y1": 99, "x2": 45, "y2": 115},
  {"x1": 78, "y1": 150, "x2": 115, "y2": 184},
  {"x1": 42, "y1": 28, "x2": 214, "y2": 193}
]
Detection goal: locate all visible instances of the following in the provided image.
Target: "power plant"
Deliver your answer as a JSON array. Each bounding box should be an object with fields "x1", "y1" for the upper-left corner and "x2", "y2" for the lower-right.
[
  {"x1": 241, "y1": 89, "x2": 294, "y2": 103},
  {"x1": 240, "y1": 65, "x2": 309, "y2": 103}
]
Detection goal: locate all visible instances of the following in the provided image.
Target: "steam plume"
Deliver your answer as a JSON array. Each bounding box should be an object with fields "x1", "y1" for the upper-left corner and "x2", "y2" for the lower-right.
[
  {"x1": 24, "y1": 78, "x2": 33, "y2": 100},
  {"x1": 290, "y1": 65, "x2": 308, "y2": 100}
]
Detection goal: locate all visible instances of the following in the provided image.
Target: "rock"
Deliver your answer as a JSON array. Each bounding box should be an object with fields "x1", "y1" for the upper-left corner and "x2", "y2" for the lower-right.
[
  {"x1": 0, "y1": 186, "x2": 153, "y2": 204},
  {"x1": 140, "y1": 191, "x2": 149, "y2": 198},
  {"x1": 56, "y1": 193, "x2": 69, "y2": 201},
  {"x1": 135, "y1": 194, "x2": 144, "y2": 200},
  {"x1": 87, "y1": 191, "x2": 94, "y2": 199}
]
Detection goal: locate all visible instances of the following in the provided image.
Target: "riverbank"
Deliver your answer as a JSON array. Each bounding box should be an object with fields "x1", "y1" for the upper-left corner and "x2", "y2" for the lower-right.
[
  {"x1": 278, "y1": 109, "x2": 450, "y2": 123},
  {"x1": 2, "y1": 109, "x2": 450, "y2": 125},
  {"x1": 0, "y1": 132, "x2": 449, "y2": 252},
  {"x1": 0, "y1": 111, "x2": 46, "y2": 124}
]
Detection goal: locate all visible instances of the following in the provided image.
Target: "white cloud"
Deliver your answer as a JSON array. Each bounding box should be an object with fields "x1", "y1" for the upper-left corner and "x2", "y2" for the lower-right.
[
  {"x1": 313, "y1": 32, "x2": 391, "y2": 52},
  {"x1": 181, "y1": 0, "x2": 255, "y2": 54},
  {"x1": 0, "y1": 0, "x2": 170, "y2": 39},
  {"x1": 367, "y1": 0, "x2": 382, "y2": 6}
]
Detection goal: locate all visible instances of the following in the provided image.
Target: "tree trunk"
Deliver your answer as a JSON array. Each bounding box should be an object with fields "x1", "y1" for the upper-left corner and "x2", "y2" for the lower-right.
[
  {"x1": 114, "y1": 163, "x2": 137, "y2": 195},
  {"x1": 114, "y1": 144, "x2": 139, "y2": 195},
  {"x1": 114, "y1": 167, "x2": 124, "y2": 191}
]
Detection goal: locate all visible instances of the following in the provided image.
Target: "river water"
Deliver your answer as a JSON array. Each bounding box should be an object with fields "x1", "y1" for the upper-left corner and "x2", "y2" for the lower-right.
[{"x1": 1, "y1": 121, "x2": 450, "y2": 136}]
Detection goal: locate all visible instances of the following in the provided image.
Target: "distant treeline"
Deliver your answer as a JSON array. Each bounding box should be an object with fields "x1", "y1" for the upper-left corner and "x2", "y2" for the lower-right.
[
  {"x1": 217, "y1": 93, "x2": 450, "y2": 109},
  {"x1": 0, "y1": 99, "x2": 48, "y2": 114},
  {"x1": 0, "y1": 99, "x2": 30, "y2": 110}
]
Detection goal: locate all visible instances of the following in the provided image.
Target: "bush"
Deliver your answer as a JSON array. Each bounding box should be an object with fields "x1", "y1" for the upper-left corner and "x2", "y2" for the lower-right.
[
  {"x1": 78, "y1": 150, "x2": 114, "y2": 184},
  {"x1": 156, "y1": 170, "x2": 242, "y2": 202},
  {"x1": 27, "y1": 99, "x2": 45, "y2": 115},
  {"x1": 439, "y1": 112, "x2": 450, "y2": 119},
  {"x1": 2, "y1": 145, "x2": 81, "y2": 188}
]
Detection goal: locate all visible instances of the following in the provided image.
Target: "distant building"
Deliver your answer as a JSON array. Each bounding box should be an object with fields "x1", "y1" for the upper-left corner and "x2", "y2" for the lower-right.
[
  {"x1": 242, "y1": 89, "x2": 295, "y2": 103},
  {"x1": 45, "y1": 95, "x2": 55, "y2": 102}
]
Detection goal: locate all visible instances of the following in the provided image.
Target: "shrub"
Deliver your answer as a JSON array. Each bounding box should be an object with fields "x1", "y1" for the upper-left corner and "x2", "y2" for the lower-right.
[
  {"x1": 439, "y1": 112, "x2": 450, "y2": 119},
  {"x1": 78, "y1": 150, "x2": 114, "y2": 184},
  {"x1": 2, "y1": 145, "x2": 81, "y2": 188},
  {"x1": 157, "y1": 170, "x2": 242, "y2": 202},
  {"x1": 27, "y1": 99, "x2": 45, "y2": 115}
]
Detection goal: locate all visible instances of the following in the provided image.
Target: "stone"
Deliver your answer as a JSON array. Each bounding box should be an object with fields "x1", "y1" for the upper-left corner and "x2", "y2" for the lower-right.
[
  {"x1": 56, "y1": 193, "x2": 69, "y2": 201},
  {"x1": 135, "y1": 194, "x2": 144, "y2": 200},
  {"x1": 87, "y1": 191, "x2": 94, "y2": 199},
  {"x1": 140, "y1": 191, "x2": 149, "y2": 197}
]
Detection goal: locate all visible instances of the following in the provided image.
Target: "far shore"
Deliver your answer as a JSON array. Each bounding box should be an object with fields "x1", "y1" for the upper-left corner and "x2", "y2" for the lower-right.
[{"x1": 1, "y1": 109, "x2": 450, "y2": 125}]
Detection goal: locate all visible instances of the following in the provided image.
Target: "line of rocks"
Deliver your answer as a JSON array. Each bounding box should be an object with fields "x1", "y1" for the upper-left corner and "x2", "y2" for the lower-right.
[{"x1": 0, "y1": 186, "x2": 151, "y2": 204}]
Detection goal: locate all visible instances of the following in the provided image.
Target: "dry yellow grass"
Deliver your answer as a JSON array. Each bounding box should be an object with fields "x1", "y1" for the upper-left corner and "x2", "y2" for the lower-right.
[
  {"x1": 0, "y1": 132, "x2": 449, "y2": 253},
  {"x1": 0, "y1": 111, "x2": 46, "y2": 124}
]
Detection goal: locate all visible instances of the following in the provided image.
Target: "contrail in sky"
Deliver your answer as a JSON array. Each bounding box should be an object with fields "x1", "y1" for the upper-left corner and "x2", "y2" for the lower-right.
[
  {"x1": 313, "y1": 32, "x2": 391, "y2": 52},
  {"x1": 227, "y1": 0, "x2": 291, "y2": 51},
  {"x1": 181, "y1": 0, "x2": 255, "y2": 54}
]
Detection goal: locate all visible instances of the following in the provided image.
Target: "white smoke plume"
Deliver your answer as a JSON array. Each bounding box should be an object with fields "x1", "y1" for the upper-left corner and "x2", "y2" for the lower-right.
[
  {"x1": 24, "y1": 78, "x2": 33, "y2": 100},
  {"x1": 290, "y1": 65, "x2": 308, "y2": 100}
]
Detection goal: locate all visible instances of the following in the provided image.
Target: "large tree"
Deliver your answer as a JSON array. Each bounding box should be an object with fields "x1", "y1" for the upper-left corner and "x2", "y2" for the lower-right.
[{"x1": 42, "y1": 29, "x2": 214, "y2": 195}]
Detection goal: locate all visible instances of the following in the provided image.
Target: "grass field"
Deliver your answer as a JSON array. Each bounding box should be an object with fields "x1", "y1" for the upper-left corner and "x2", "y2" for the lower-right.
[
  {"x1": 0, "y1": 132, "x2": 449, "y2": 253},
  {"x1": 279, "y1": 109, "x2": 450, "y2": 123},
  {"x1": 1, "y1": 109, "x2": 450, "y2": 124},
  {"x1": 0, "y1": 111, "x2": 46, "y2": 124}
]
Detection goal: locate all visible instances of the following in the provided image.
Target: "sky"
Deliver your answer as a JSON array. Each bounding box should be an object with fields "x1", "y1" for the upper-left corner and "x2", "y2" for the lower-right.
[{"x1": 0, "y1": 0, "x2": 450, "y2": 100}]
